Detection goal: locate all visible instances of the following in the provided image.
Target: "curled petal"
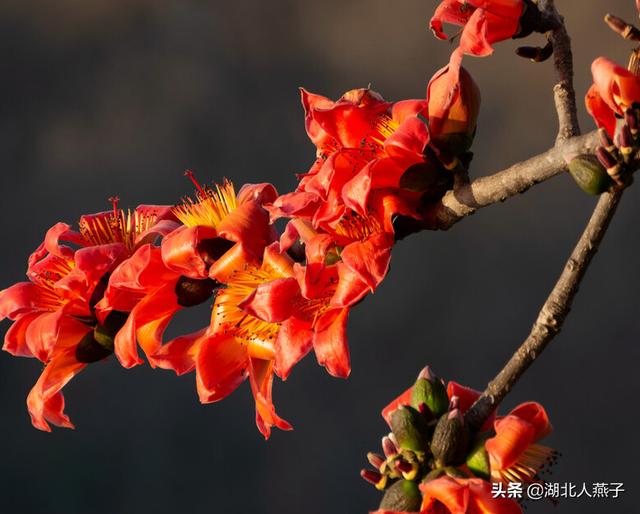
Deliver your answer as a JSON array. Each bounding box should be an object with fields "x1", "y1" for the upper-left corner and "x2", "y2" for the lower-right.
[
  {"x1": 152, "y1": 329, "x2": 205, "y2": 375},
  {"x1": 585, "y1": 83, "x2": 616, "y2": 137},
  {"x1": 486, "y1": 414, "x2": 537, "y2": 471},
  {"x1": 591, "y1": 56, "x2": 640, "y2": 114},
  {"x1": 420, "y1": 476, "x2": 470, "y2": 514},
  {"x1": 339, "y1": 233, "x2": 393, "y2": 292},
  {"x1": 3, "y1": 312, "x2": 40, "y2": 357},
  {"x1": 26, "y1": 346, "x2": 88, "y2": 432},
  {"x1": 274, "y1": 317, "x2": 314, "y2": 380},
  {"x1": 239, "y1": 277, "x2": 302, "y2": 323},
  {"x1": 24, "y1": 310, "x2": 90, "y2": 362},
  {"x1": 0, "y1": 282, "x2": 44, "y2": 320},
  {"x1": 248, "y1": 357, "x2": 292, "y2": 439},
  {"x1": 504, "y1": 401, "x2": 552, "y2": 440}
]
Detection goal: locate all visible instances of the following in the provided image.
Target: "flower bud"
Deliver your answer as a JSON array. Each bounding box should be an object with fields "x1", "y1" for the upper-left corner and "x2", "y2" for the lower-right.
[
  {"x1": 389, "y1": 406, "x2": 429, "y2": 453},
  {"x1": 379, "y1": 479, "x2": 422, "y2": 512},
  {"x1": 465, "y1": 439, "x2": 491, "y2": 479},
  {"x1": 410, "y1": 371, "x2": 449, "y2": 419},
  {"x1": 428, "y1": 65, "x2": 481, "y2": 155},
  {"x1": 568, "y1": 155, "x2": 612, "y2": 195},
  {"x1": 430, "y1": 409, "x2": 470, "y2": 467}
]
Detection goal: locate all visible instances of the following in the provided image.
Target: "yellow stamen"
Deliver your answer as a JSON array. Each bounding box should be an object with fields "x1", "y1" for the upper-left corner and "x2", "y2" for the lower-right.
[
  {"x1": 79, "y1": 209, "x2": 159, "y2": 252},
  {"x1": 333, "y1": 212, "x2": 382, "y2": 242},
  {"x1": 173, "y1": 179, "x2": 237, "y2": 228}
]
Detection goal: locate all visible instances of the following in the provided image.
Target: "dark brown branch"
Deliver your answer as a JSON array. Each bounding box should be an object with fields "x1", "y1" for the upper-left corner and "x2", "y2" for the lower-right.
[
  {"x1": 465, "y1": 189, "x2": 623, "y2": 432},
  {"x1": 422, "y1": 131, "x2": 600, "y2": 231}
]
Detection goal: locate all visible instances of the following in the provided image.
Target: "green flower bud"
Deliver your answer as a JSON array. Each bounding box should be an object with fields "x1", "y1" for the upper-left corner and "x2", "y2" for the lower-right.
[
  {"x1": 568, "y1": 155, "x2": 612, "y2": 195},
  {"x1": 379, "y1": 480, "x2": 422, "y2": 512},
  {"x1": 390, "y1": 406, "x2": 429, "y2": 453},
  {"x1": 410, "y1": 372, "x2": 449, "y2": 418}
]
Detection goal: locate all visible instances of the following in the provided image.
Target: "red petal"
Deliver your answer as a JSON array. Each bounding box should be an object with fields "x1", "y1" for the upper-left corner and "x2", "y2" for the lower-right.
[
  {"x1": 248, "y1": 357, "x2": 292, "y2": 439},
  {"x1": 447, "y1": 381, "x2": 495, "y2": 431},
  {"x1": 151, "y1": 329, "x2": 205, "y2": 375},
  {"x1": 467, "y1": 478, "x2": 522, "y2": 514},
  {"x1": 312, "y1": 308, "x2": 350, "y2": 378},
  {"x1": 0, "y1": 282, "x2": 43, "y2": 320},
  {"x1": 506, "y1": 401, "x2": 552, "y2": 440},
  {"x1": 420, "y1": 476, "x2": 470, "y2": 514},
  {"x1": 585, "y1": 83, "x2": 616, "y2": 137},
  {"x1": 26, "y1": 347, "x2": 87, "y2": 431},
  {"x1": 195, "y1": 333, "x2": 248, "y2": 403},
  {"x1": 486, "y1": 414, "x2": 537, "y2": 470},
  {"x1": 161, "y1": 225, "x2": 217, "y2": 279},
  {"x1": 3, "y1": 312, "x2": 40, "y2": 357},
  {"x1": 238, "y1": 277, "x2": 302, "y2": 323},
  {"x1": 339, "y1": 233, "x2": 393, "y2": 291},
  {"x1": 274, "y1": 317, "x2": 314, "y2": 380}
]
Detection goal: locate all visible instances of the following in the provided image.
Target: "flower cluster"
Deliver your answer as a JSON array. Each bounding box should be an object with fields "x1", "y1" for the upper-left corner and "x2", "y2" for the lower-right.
[{"x1": 362, "y1": 367, "x2": 556, "y2": 514}]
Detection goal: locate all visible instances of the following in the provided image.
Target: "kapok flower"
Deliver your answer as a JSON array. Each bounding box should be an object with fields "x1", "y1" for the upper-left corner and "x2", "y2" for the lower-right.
[
  {"x1": 152, "y1": 243, "x2": 351, "y2": 438},
  {"x1": 586, "y1": 56, "x2": 640, "y2": 137},
  {"x1": 97, "y1": 176, "x2": 277, "y2": 369},
  {"x1": 270, "y1": 87, "x2": 435, "y2": 226},
  {"x1": 427, "y1": 57, "x2": 481, "y2": 154},
  {"x1": 430, "y1": 0, "x2": 525, "y2": 57},
  {"x1": 0, "y1": 202, "x2": 174, "y2": 430},
  {"x1": 485, "y1": 401, "x2": 557, "y2": 484},
  {"x1": 419, "y1": 476, "x2": 522, "y2": 514}
]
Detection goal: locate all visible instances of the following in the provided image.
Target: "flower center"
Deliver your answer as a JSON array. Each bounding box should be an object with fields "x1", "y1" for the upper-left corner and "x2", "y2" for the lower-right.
[{"x1": 173, "y1": 171, "x2": 238, "y2": 228}]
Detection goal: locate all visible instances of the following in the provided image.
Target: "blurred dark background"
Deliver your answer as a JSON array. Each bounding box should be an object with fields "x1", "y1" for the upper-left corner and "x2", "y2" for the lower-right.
[{"x1": 0, "y1": 1, "x2": 638, "y2": 513}]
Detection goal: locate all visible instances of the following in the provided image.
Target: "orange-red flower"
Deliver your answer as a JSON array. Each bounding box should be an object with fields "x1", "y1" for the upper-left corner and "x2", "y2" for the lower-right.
[
  {"x1": 0, "y1": 204, "x2": 174, "y2": 431},
  {"x1": 152, "y1": 243, "x2": 351, "y2": 438},
  {"x1": 430, "y1": 0, "x2": 525, "y2": 57},
  {"x1": 586, "y1": 56, "x2": 640, "y2": 137},
  {"x1": 97, "y1": 178, "x2": 277, "y2": 369},
  {"x1": 485, "y1": 401, "x2": 556, "y2": 484},
  {"x1": 419, "y1": 476, "x2": 521, "y2": 514},
  {"x1": 270, "y1": 87, "x2": 433, "y2": 227}
]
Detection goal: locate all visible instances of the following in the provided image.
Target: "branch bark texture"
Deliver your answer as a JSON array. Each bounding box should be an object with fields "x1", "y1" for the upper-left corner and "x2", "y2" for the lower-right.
[{"x1": 465, "y1": 189, "x2": 623, "y2": 432}]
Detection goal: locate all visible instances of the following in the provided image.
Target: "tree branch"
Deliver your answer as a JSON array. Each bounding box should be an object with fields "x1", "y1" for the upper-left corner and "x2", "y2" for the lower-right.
[
  {"x1": 465, "y1": 189, "x2": 623, "y2": 432},
  {"x1": 422, "y1": 131, "x2": 599, "y2": 231},
  {"x1": 539, "y1": 0, "x2": 581, "y2": 142}
]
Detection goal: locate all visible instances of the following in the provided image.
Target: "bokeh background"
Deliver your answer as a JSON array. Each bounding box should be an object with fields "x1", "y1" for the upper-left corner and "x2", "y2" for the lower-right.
[{"x1": 0, "y1": 1, "x2": 638, "y2": 513}]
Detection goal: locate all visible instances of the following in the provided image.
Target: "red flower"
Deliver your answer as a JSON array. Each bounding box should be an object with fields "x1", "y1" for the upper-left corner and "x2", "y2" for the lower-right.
[
  {"x1": 270, "y1": 87, "x2": 432, "y2": 226},
  {"x1": 0, "y1": 203, "x2": 174, "y2": 430},
  {"x1": 152, "y1": 243, "x2": 351, "y2": 438},
  {"x1": 485, "y1": 402, "x2": 556, "y2": 483},
  {"x1": 419, "y1": 476, "x2": 521, "y2": 514},
  {"x1": 97, "y1": 177, "x2": 277, "y2": 369},
  {"x1": 586, "y1": 57, "x2": 640, "y2": 137},
  {"x1": 430, "y1": 0, "x2": 525, "y2": 57}
]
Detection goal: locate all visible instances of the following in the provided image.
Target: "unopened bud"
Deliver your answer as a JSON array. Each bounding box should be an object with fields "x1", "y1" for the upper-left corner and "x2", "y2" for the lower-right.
[
  {"x1": 379, "y1": 480, "x2": 422, "y2": 512},
  {"x1": 382, "y1": 436, "x2": 398, "y2": 458},
  {"x1": 515, "y1": 41, "x2": 553, "y2": 62},
  {"x1": 604, "y1": 13, "x2": 640, "y2": 41},
  {"x1": 367, "y1": 452, "x2": 385, "y2": 470},
  {"x1": 431, "y1": 409, "x2": 470, "y2": 467},
  {"x1": 599, "y1": 127, "x2": 614, "y2": 148},
  {"x1": 625, "y1": 108, "x2": 639, "y2": 134},
  {"x1": 596, "y1": 147, "x2": 618, "y2": 170},
  {"x1": 567, "y1": 154, "x2": 612, "y2": 195},
  {"x1": 410, "y1": 371, "x2": 449, "y2": 418},
  {"x1": 360, "y1": 469, "x2": 387, "y2": 491},
  {"x1": 390, "y1": 406, "x2": 429, "y2": 453}
]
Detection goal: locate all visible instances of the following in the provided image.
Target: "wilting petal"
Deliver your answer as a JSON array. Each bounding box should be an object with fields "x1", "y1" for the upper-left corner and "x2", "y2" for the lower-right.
[
  {"x1": 152, "y1": 329, "x2": 205, "y2": 375},
  {"x1": 248, "y1": 357, "x2": 292, "y2": 439},
  {"x1": 196, "y1": 334, "x2": 248, "y2": 403},
  {"x1": 312, "y1": 308, "x2": 350, "y2": 378},
  {"x1": 274, "y1": 317, "x2": 314, "y2": 380},
  {"x1": 26, "y1": 347, "x2": 88, "y2": 431},
  {"x1": 239, "y1": 277, "x2": 302, "y2": 323}
]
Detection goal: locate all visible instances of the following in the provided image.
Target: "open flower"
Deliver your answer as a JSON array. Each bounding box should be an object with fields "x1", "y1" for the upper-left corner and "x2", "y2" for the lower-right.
[
  {"x1": 0, "y1": 203, "x2": 174, "y2": 430},
  {"x1": 586, "y1": 56, "x2": 640, "y2": 137},
  {"x1": 97, "y1": 176, "x2": 277, "y2": 369},
  {"x1": 485, "y1": 401, "x2": 556, "y2": 484},
  {"x1": 430, "y1": 0, "x2": 525, "y2": 57},
  {"x1": 152, "y1": 243, "x2": 351, "y2": 438}
]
